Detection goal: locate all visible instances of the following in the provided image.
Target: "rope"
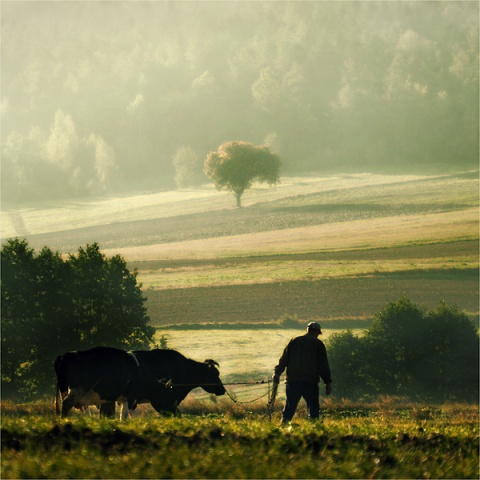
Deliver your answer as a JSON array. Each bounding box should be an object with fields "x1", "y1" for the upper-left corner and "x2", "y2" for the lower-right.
[
  {"x1": 166, "y1": 380, "x2": 269, "y2": 387},
  {"x1": 225, "y1": 388, "x2": 270, "y2": 404},
  {"x1": 266, "y1": 380, "x2": 279, "y2": 420},
  {"x1": 164, "y1": 379, "x2": 274, "y2": 405}
]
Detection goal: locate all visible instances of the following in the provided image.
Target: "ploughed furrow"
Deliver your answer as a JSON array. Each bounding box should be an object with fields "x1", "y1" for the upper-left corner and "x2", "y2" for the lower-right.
[{"x1": 146, "y1": 269, "x2": 479, "y2": 326}]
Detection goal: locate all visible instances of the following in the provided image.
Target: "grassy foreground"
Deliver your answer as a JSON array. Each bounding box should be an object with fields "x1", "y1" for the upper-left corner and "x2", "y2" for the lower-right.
[{"x1": 1, "y1": 401, "x2": 478, "y2": 479}]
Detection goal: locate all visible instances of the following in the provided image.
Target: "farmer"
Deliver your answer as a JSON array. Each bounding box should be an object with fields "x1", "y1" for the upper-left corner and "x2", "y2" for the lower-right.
[{"x1": 272, "y1": 321, "x2": 332, "y2": 423}]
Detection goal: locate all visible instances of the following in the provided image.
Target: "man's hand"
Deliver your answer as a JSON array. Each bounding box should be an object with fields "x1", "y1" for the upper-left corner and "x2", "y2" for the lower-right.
[
  {"x1": 326, "y1": 383, "x2": 332, "y2": 395},
  {"x1": 272, "y1": 374, "x2": 280, "y2": 384}
]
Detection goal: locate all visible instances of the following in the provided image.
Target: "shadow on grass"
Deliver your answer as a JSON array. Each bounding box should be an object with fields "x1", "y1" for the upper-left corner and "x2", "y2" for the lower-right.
[
  {"x1": 359, "y1": 267, "x2": 478, "y2": 281},
  {"x1": 158, "y1": 318, "x2": 373, "y2": 331}
]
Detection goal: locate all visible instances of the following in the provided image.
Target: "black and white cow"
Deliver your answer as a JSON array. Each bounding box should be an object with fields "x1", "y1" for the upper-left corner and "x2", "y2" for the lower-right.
[
  {"x1": 100, "y1": 349, "x2": 226, "y2": 417},
  {"x1": 54, "y1": 346, "x2": 169, "y2": 420}
]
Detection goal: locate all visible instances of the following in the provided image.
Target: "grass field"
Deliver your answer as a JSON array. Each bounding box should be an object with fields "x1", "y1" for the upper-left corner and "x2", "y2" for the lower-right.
[
  {"x1": 1, "y1": 172, "x2": 478, "y2": 479},
  {"x1": 4, "y1": 172, "x2": 469, "y2": 239},
  {"x1": 2, "y1": 172, "x2": 477, "y2": 254},
  {"x1": 144, "y1": 241, "x2": 479, "y2": 327},
  {"x1": 1, "y1": 401, "x2": 478, "y2": 479},
  {"x1": 154, "y1": 328, "x2": 350, "y2": 389},
  {"x1": 3, "y1": 172, "x2": 476, "y2": 326}
]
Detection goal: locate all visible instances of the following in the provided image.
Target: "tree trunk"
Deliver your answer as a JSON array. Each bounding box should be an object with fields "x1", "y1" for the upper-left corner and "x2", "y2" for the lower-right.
[{"x1": 235, "y1": 192, "x2": 242, "y2": 208}]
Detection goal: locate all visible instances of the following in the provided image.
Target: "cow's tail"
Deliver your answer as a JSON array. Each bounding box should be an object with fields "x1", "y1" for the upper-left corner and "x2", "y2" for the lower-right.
[{"x1": 54, "y1": 355, "x2": 63, "y2": 416}]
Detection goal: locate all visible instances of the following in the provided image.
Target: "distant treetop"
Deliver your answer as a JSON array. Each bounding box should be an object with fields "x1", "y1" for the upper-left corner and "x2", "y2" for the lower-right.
[{"x1": 204, "y1": 141, "x2": 281, "y2": 207}]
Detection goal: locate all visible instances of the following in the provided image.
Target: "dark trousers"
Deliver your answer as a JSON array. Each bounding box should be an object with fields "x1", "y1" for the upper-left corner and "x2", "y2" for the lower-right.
[{"x1": 282, "y1": 381, "x2": 320, "y2": 421}]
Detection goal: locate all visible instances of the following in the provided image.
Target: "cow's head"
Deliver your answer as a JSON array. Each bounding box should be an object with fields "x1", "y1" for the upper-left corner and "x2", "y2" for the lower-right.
[
  {"x1": 201, "y1": 359, "x2": 226, "y2": 396},
  {"x1": 149, "y1": 379, "x2": 180, "y2": 415}
]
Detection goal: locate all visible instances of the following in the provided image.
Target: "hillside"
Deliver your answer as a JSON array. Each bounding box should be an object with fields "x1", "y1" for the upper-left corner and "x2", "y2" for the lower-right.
[
  {"x1": 1, "y1": 172, "x2": 477, "y2": 253},
  {"x1": 142, "y1": 241, "x2": 478, "y2": 327},
  {"x1": 1, "y1": 172, "x2": 478, "y2": 326}
]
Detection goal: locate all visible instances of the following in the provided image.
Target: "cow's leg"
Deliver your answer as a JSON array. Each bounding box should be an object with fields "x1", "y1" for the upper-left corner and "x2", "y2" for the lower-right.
[
  {"x1": 120, "y1": 402, "x2": 130, "y2": 421},
  {"x1": 55, "y1": 387, "x2": 62, "y2": 416},
  {"x1": 99, "y1": 402, "x2": 116, "y2": 418},
  {"x1": 61, "y1": 395, "x2": 76, "y2": 418}
]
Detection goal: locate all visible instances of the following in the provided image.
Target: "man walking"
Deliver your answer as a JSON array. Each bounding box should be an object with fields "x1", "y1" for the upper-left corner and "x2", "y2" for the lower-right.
[{"x1": 273, "y1": 321, "x2": 332, "y2": 423}]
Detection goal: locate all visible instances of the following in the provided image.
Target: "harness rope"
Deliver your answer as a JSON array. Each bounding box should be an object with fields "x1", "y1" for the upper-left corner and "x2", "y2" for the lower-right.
[
  {"x1": 166, "y1": 381, "x2": 269, "y2": 387},
  {"x1": 266, "y1": 380, "x2": 279, "y2": 420},
  {"x1": 165, "y1": 379, "x2": 277, "y2": 412},
  {"x1": 225, "y1": 387, "x2": 270, "y2": 405}
]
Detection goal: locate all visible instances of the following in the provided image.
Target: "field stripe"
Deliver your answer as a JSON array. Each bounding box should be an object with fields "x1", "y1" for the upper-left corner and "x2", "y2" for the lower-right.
[{"x1": 107, "y1": 207, "x2": 479, "y2": 262}]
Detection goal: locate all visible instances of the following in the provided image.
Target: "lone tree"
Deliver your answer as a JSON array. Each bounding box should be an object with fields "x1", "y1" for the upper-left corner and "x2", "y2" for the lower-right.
[{"x1": 204, "y1": 141, "x2": 280, "y2": 207}]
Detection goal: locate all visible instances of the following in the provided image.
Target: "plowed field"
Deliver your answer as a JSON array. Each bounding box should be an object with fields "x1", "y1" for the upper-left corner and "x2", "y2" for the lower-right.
[{"x1": 143, "y1": 241, "x2": 479, "y2": 326}]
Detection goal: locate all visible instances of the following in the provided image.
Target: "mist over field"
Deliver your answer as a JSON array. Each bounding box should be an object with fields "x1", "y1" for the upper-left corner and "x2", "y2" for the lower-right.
[{"x1": 1, "y1": 1, "x2": 478, "y2": 207}]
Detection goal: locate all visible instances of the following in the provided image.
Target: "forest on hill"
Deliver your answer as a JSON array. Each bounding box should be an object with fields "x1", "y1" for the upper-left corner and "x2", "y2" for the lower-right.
[{"x1": 2, "y1": 1, "x2": 478, "y2": 206}]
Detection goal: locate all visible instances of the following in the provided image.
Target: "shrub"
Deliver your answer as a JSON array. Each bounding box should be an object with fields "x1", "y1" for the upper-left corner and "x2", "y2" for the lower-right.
[{"x1": 328, "y1": 297, "x2": 479, "y2": 402}]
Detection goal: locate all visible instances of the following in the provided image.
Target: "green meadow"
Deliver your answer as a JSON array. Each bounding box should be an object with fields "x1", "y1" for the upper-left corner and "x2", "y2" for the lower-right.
[{"x1": 1, "y1": 401, "x2": 478, "y2": 479}]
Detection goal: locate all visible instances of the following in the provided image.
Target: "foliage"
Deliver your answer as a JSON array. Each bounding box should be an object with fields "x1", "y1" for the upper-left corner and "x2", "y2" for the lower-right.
[
  {"x1": 2, "y1": 2, "x2": 478, "y2": 205},
  {"x1": 1, "y1": 239, "x2": 155, "y2": 400},
  {"x1": 173, "y1": 146, "x2": 203, "y2": 188},
  {"x1": 204, "y1": 141, "x2": 281, "y2": 206},
  {"x1": 328, "y1": 331, "x2": 368, "y2": 399},
  {"x1": 329, "y1": 297, "x2": 479, "y2": 402},
  {"x1": 1, "y1": 402, "x2": 478, "y2": 479},
  {"x1": 156, "y1": 334, "x2": 169, "y2": 350}
]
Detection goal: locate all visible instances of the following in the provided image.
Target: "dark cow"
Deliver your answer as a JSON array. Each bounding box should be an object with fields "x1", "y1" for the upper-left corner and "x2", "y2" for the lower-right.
[
  {"x1": 54, "y1": 346, "x2": 169, "y2": 420},
  {"x1": 101, "y1": 349, "x2": 226, "y2": 417}
]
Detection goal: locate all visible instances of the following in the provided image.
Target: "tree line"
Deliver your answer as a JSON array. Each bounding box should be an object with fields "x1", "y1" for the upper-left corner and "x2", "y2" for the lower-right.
[
  {"x1": 329, "y1": 297, "x2": 479, "y2": 403},
  {"x1": 2, "y1": 1, "x2": 478, "y2": 205},
  {"x1": 1, "y1": 239, "x2": 154, "y2": 400},
  {"x1": 1, "y1": 239, "x2": 478, "y2": 402}
]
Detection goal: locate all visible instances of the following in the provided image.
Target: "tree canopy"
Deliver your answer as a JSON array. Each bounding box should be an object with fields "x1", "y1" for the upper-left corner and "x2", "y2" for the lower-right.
[
  {"x1": 1, "y1": 239, "x2": 155, "y2": 400},
  {"x1": 328, "y1": 297, "x2": 479, "y2": 402},
  {"x1": 204, "y1": 141, "x2": 281, "y2": 207}
]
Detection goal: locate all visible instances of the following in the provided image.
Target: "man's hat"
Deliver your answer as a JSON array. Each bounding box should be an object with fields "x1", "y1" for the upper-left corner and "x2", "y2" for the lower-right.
[{"x1": 307, "y1": 321, "x2": 322, "y2": 333}]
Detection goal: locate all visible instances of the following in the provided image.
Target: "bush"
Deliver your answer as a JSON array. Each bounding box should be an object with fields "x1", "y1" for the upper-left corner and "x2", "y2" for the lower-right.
[
  {"x1": 328, "y1": 297, "x2": 479, "y2": 402},
  {"x1": 328, "y1": 331, "x2": 369, "y2": 399},
  {"x1": 1, "y1": 239, "x2": 155, "y2": 400}
]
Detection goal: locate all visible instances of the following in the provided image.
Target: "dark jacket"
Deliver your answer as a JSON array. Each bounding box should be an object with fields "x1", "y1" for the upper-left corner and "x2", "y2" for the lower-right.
[{"x1": 274, "y1": 333, "x2": 332, "y2": 384}]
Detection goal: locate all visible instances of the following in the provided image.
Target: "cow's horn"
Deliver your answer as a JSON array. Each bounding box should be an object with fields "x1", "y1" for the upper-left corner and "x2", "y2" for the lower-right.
[{"x1": 205, "y1": 359, "x2": 219, "y2": 367}]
